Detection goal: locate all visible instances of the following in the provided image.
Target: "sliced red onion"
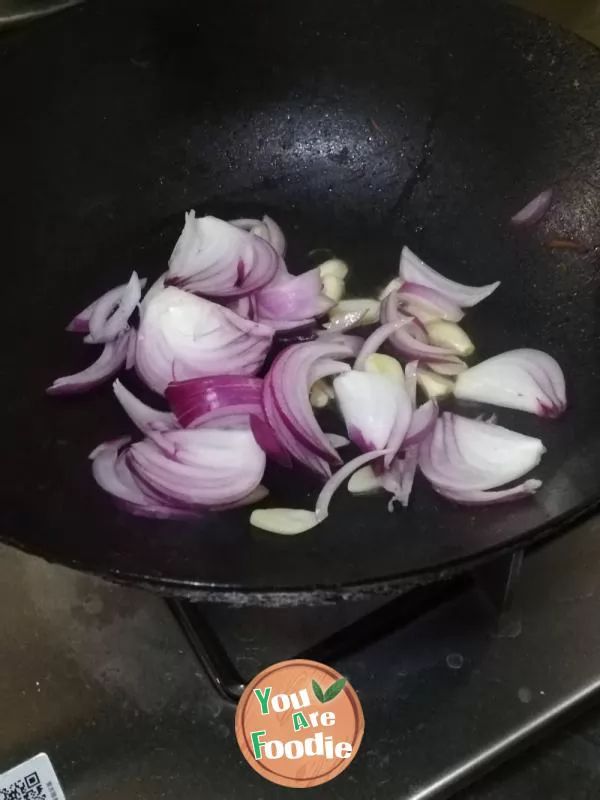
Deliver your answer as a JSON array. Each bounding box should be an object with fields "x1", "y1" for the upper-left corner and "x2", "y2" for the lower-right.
[
  {"x1": 380, "y1": 294, "x2": 456, "y2": 362},
  {"x1": 382, "y1": 385, "x2": 414, "y2": 470},
  {"x1": 399, "y1": 246, "x2": 500, "y2": 308},
  {"x1": 335, "y1": 333, "x2": 413, "y2": 469},
  {"x1": 230, "y1": 214, "x2": 286, "y2": 256},
  {"x1": 327, "y1": 433, "x2": 350, "y2": 449},
  {"x1": 454, "y1": 348, "x2": 566, "y2": 417},
  {"x1": 167, "y1": 213, "x2": 281, "y2": 298},
  {"x1": 379, "y1": 457, "x2": 404, "y2": 511},
  {"x1": 379, "y1": 277, "x2": 402, "y2": 301},
  {"x1": 334, "y1": 371, "x2": 404, "y2": 452},
  {"x1": 86, "y1": 271, "x2": 143, "y2": 344},
  {"x1": 308, "y1": 358, "x2": 351, "y2": 385},
  {"x1": 227, "y1": 295, "x2": 258, "y2": 320},
  {"x1": 395, "y1": 361, "x2": 419, "y2": 502},
  {"x1": 90, "y1": 438, "x2": 196, "y2": 518},
  {"x1": 67, "y1": 315, "x2": 93, "y2": 334},
  {"x1": 136, "y1": 287, "x2": 273, "y2": 395},
  {"x1": 255, "y1": 268, "x2": 334, "y2": 326},
  {"x1": 265, "y1": 317, "x2": 318, "y2": 332},
  {"x1": 46, "y1": 331, "x2": 130, "y2": 395},
  {"x1": 113, "y1": 380, "x2": 177, "y2": 434},
  {"x1": 262, "y1": 339, "x2": 360, "y2": 477},
  {"x1": 397, "y1": 449, "x2": 419, "y2": 508},
  {"x1": 397, "y1": 282, "x2": 464, "y2": 323},
  {"x1": 166, "y1": 375, "x2": 263, "y2": 428},
  {"x1": 315, "y1": 448, "x2": 392, "y2": 522},
  {"x1": 511, "y1": 189, "x2": 553, "y2": 227},
  {"x1": 250, "y1": 414, "x2": 292, "y2": 467},
  {"x1": 140, "y1": 273, "x2": 167, "y2": 312},
  {"x1": 354, "y1": 320, "x2": 411, "y2": 371},
  {"x1": 434, "y1": 479, "x2": 542, "y2": 505},
  {"x1": 377, "y1": 359, "x2": 421, "y2": 506},
  {"x1": 380, "y1": 292, "x2": 429, "y2": 343},
  {"x1": 419, "y1": 413, "x2": 545, "y2": 494},
  {"x1": 67, "y1": 277, "x2": 148, "y2": 335},
  {"x1": 403, "y1": 400, "x2": 439, "y2": 448},
  {"x1": 230, "y1": 219, "x2": 270, "y2": 240},
  {"x1": 229, "y1": 218, "x2": 261, "y2": 232},
  {"x1": 263, "y1": 215, "x2": 286, "y2": 256},
  {"x1": 125, "y1": 330, "x2": 137, "y2": 370},
  {"x1": 127, "y1": 428, "x2": 266, "y2": 508}
]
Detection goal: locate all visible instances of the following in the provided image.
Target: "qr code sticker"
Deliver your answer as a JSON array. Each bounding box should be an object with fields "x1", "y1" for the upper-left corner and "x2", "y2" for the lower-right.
[
  {"x1": 0, "y1": 756, "x2": 64, "y2": 800},
  {"x1": 0, "y1": 771, "x2": 47, "y2": 800}
]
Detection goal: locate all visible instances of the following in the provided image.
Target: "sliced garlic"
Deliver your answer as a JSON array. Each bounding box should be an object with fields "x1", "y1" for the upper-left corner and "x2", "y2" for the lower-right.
[
  {"x1": 322, "y1": 274, "x2": 346, "y2": 303},
  {"x1": 310, "y1": 379, "x2": 333, "y2": 408},
  {"x1": 329, "y1": 298, "x2": 380, "y2": 326},
  {"x1": 378, "y1": 277, "x2": 402, "y2": 301},
  {"x1": 427, "y1": 359, "x2": 468, "y2": 376},
  {"x1": 324, "y1": 309, "x2": 367, "y2": 332},
  {"x1": 405, "y1": 303, "x2": 440, "y2": 324},
  {"x1": 425, "y1": 321, "x2": 474, "y2": 357},
  {"x1": 347, "y1": 465, "x2": 382, "y2": 495},
  {"x1": 250, "y1": 508, "x2": 319, "y2": 535},
  {"x1": 319, "y1": 258, "x2": 349, "y2": 281},
  {"x1": 364, "y1": 353, "x2": 405, "y2": 385},
  {"x1": 416, "y1": 368, "x2": 455, "y2": 399}
]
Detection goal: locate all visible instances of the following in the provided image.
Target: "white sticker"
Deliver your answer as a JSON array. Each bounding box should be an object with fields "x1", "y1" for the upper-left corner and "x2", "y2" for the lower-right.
[{"x1": 0, "y1": 753, "x2": 66, "y2": 800}]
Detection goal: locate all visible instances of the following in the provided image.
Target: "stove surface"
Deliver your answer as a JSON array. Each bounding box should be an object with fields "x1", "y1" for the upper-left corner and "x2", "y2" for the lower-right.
[{"x1": 1, "y1": 515, "x2": 600, "y2": 799}]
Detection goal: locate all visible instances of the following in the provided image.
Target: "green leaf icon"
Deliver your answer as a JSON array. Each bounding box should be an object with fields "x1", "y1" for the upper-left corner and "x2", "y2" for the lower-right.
[
  {"x1": 323, "y1": 677, "x2": 347, "y2": 702},
  {"x1": 312, "y1": 679, "x2": 325, "y2": 703}
]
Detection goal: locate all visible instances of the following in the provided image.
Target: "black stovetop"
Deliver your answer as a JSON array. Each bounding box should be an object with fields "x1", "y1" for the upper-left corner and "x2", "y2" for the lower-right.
[{"x1": 2, "y1": 512, "x2": 600, "y2": 799}]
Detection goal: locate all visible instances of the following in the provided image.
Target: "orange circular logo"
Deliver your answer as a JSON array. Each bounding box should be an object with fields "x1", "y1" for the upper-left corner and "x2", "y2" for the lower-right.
[{"x1": 235, "y1": 659, "x2": 364, "y2": 788}]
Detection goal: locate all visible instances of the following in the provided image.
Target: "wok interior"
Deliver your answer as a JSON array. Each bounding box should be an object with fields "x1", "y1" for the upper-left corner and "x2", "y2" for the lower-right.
[{"x1": 1, "y1": 0, "x2": 600, "y2": 600}]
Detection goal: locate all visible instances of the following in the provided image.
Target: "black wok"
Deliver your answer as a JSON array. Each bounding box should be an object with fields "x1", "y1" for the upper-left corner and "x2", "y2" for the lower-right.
[{"x1": 1, "y1": 0, "x2": 599, "y2": 605}]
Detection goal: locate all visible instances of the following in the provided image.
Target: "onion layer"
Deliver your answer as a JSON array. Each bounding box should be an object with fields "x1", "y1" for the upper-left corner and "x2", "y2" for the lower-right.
[
  {"x1": 454, "y1": 349, "x2": 566, "y2": 417},
  {"x1": 136, "y1": 286, "x2": 273, "y2": 395},
  {"x1": 380, "y1": 293, "x2": 456, "y2": 362},
  {"x1": 67, "y1": 277, "x2": 148, "y2": 335},
  {"x1": 399, "y1": 246, "x2": 500, "y2": 308},
  {"x1": 47, "y1": 331, "x2": 130, "y2": 395},
  {"x1": 419, "y1": 413, "x2": 545, "y2": 497},
  {"x1": 334, "y1": 371, "x2": 403, "y2": 452},
  {"x1": 397, "y1": 282, "x2": 464, "y2": 323},
  {"x1": 255, "y1": 268, "x2": 334, "y2": 328},
  {"x1": 166, "y1": 375, "x2": 263, "y2": 429},
  {"x1": 86, "y1": 272, "x2": 143, "y2": 344},
  {"x1": 127, "y1": 428, "x2": 266, "y2": 508},
  {"x1": 262, "y1": 338, "x2": 360, "y2": 477},
  {"x1": 167, "y1": 213, "x2": 281, "y2": 298},
  {"x1": 90, "y1": 438, "x2": 196, "y2": 518},
  {"x1": 511, "y1": 189, "x2": 553, "y2": 227},
  {"x1": 113, "y1": 380, "x2": 177, "y2": 434}
]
